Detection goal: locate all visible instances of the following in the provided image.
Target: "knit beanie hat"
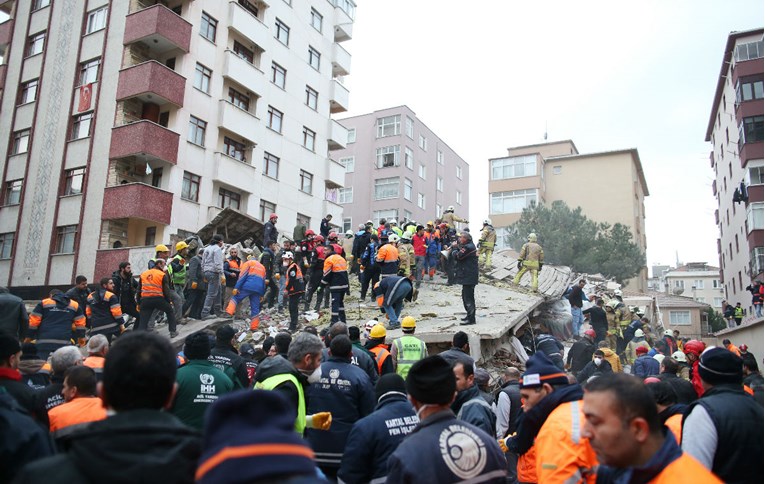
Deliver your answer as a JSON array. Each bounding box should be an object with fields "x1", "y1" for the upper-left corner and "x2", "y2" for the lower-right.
[
  {"x1": 520, "y1": 352, "x2": 569, "y2": 388},
  {"x1": 216, "y1": 325, "x2": 236, "y2": 343},
  {"x1": 698, "y1": 347, "x2": 743, "y2": 386},
  {"x1": 0, "y1": 335, "x2": 20, "y2": 360},
  {"x1": 197, "y1": 390, "x2": 317, "y2": 483},
  {"x1": 406, "y1": 355, "x2": 456, "y2": 405},
  {"x1": 375, "y1": 373, "x2": 407, "y2": 401},
  {"x1": 474, "y1": 367, "x2": 491, "y2": 387},
  {"x1": 20, "y1": 342, "x2": 40, "y2": 361}
]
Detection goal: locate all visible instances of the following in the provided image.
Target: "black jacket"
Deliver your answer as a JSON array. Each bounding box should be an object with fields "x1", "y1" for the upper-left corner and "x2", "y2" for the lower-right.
[
  {"x1": 14, "y1": 410, "x2": 202, "y2": 484},
  {"x1": 453, "y1": 384, "x2": 496, "y2": 437},
  {"x1": 567, "y1": 338, "x2": 595, "y2": 373},
  {"x1": 583, "y1": 306, "x2": 608, "y2": 333},
  {"x1": 534, "y1": 334, "x2": 564, "y2": 360},
  {"x1": 0, "y1": 392, "x2": 54, "y2": 483},
  {"x1": 321, "y1": 346, "x2": 379, "y2": 386},
  {"x1": 263, "y1": 220, "x2": 278, "y2": 246},
  {"x1": 111, "y1": 271, "x2": 138, "y2": 309},
  {"x1": 209, "y1": 344, "x2": 249, "y2": 389},
  {"x1": 320, "y1": 218, "x2": 331, "y2": 238},
  {"x1": 498, "y1": 379, "x2": 523, "y2": 437},
  {"x1": 744, "y1": 373, "x2": 764, "y2": 406},
  {"x1": 567, "y1": 285, "x2": 585, "y2": 308},
  {"x1": 576, "y1": 360, "x2": 613, "y2": 383},
  {"x1": 65, "y1": 286, "x2": 90, "y2": 317},
  {"x1": 657, "y1": 372, "x2": 697, "y2": 405},
  {"x1": 452, "y1": 241, "x2": 479, "y2": 286},
  {"x1": 0, "y1": 369, "x2": 41, "y2": 421},
  {"x1": 254, "y1": 355, "x2": 308, "y2": 421},
  {"x1": 0, "y1": 290, "x2": 28, "y2": 339}
]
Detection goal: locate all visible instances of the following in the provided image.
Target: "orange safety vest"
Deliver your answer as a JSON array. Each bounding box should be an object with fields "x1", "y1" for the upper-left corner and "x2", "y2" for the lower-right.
[
  {"x1": 323, "y1": 254, "x2": 348, "y2": 274},
  {"x1": 649, "y1": 452, "x2": 723, "y2": 483},
  {"x1": 286, "y1": 263, "x2": 305, "y2": 295},
  {"x1": 228, "y1": 258, "x2": 241, "y2": 271},
  {"x1": 140, "y1": 268, "x2": 166, "y2": 298},
  {"x1": 666, "y1": 413, "x2": 682, "y2": 444},
  {"x1": 376, "y1": 244, "x2": 399, "y2": 263},
  {"x1": 518, "y1": 443, "x2": 538, "y2": 484},
  {"x1": 48, "y1": 397, "x2": 107, "y2": 432},
  {"x1": 83, "y1": 356, "x2": 105, "y2": 369},
  {"x1": 369, "y1": 345, "x2": 391, "y2": 375},
  {"x1": 535, "y1": 400, "x2": 598, "y2": 483},
  {"x1": 240, "y1": 259, "x2": 267, "y2": 278}
]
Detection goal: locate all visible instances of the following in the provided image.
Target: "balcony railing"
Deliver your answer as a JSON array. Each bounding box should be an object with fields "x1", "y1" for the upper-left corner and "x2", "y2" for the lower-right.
[
  {"x1": 124, "y1": 4, "x2": 192, "y2": 54},
  {"x1": 101, "y1": 183, "x2": 173, "y2": 225},
  {"x1": 110, "y1": 120, "x2": 180, "y2": 165},
  {"x1": 116, "y1": 60, "x2": 186, "y2": 107}
]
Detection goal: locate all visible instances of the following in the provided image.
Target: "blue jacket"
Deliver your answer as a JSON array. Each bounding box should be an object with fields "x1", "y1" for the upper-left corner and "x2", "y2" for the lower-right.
[
  {"x1": 306, "y1": 357, "x2": 376, "y2": 469},
  {"x1": 453, "y1": 384, "x2": 496, "y2": 437},
  {"x1": 361, "y1": 241, "x2": 379, "y2": 267},
  {"x1": 632, "y1": 355, "x2": 660, "y2": 378},
  {"x1": 234, "y1": 262, "x2": 266, "y2": 295},
  {"x1": 387, "y1": 409, "x2": 507, "y2": 483},
  {"x1": 338, "y1": 393, "x2": 418, "y2": 484},
  {"x1": 374, "y1": 276, "x2": 413, "y2": 307}
]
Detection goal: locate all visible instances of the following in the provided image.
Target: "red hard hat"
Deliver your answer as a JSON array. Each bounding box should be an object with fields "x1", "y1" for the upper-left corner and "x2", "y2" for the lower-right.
[
  {"x1": 270, "y1": 213, "x2": 278, "y2": 219},
  {"x1": 305, "y1": 229, "x2": 315, "y2": 236},
  {"x1": 328, "y1": 232, "x2": 338, "y2": 240},
  {"x1": 313, "y1": 235, "x2": 325, "y2": 243},
  {"x1": 643, "y1": 377, "x2": 661, "y2": 384},
  {"x1": 584, "y1": 329, "x2": 596, "y2": 338},
  {"x1": 739, "y1": 344, "x2": 748, "y2": 352},
  {"x1": 683, "y1": 339, "x2": 706, "y2": 357}
]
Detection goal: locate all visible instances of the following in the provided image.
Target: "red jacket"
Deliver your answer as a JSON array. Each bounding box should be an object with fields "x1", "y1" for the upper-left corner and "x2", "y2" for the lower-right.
[{"x1": 412, "y1": 233, "x2": 428, "y2": 256}]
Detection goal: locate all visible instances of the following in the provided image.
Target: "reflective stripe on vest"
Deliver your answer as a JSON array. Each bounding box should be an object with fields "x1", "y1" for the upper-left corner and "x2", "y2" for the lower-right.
[
  {"x1": 394, "y1": 335, "x2": 427, "y2": 378},
  {"x1": 255, "y1": 373, "x2": 306, "y2": 434},
  {"x1": 570, "y1": 400, "x2": 581, "y2": 444},
  {"x1": 140, "y1": 269, "x2": 165, "y2": 298},
  {"x1": 369, "y1": 346, "x2": 391, "y2": 375}
]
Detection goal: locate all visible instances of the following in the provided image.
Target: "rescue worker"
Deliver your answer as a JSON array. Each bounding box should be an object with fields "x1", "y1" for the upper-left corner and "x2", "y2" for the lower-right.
[
  {"x1": 322, "y1": 245, "x2": 350, "y2": 324},
  {"x1": 48, "y1": 366, "x2": 107, "y2": 438},
  {"x1": 148, "y1": 244, "x2": 170, "y2": 269},
  {"x1": 320, "y1": 214, "x2": 333, "y2": 239},
  {"x1": 390, "y1": 316, "x2": 427, "y2": 378},
  {"x1": 222, "y1": 246, "x2": 241, "y2": 314},
  {"x1": 201, "y1": 234, "x2": 226, "y2": 320},
  {"x1": 656, "y1": 355, "x2": 697, "y2": 405},
  {"x1": 18, "y1": 342, "x2": 50, "y2": 390},
  {"x1": 321, "y1": 322, "x2": 379, "y2": 385},
  {"x1": 733, "y1": 302, "x2": 744, "y2": 326},
  {"x1": 477, "y1": 219, "x2": 497, "y2": 270},
  {"x1": 365, "y1": 324, "x2": 394, "y2": 376},
  {"x1": 338, "y1": 374, "x2": 419, "y2": 484},
  {"x1": 661, "y1": 329, "x2": 679, "y2": 355},
  {"x1": 86, "y1": 277, "x2": 125, "y2": 342},
  {"x1": 682, "y1": 347, "x2": 764, "y2": 482},
  {"x1": 375, "y1": 234, "x2": 400, "y2": 280},
  {"x1": 566, "y1": 328, "x2": 596, "y2": 374},
  {"x1": 597, "y1": 340, "x2": 623, "y2": 373},
  {"x1": 261, "y1": 242, "x2": 280, "y2": 310},
  {"x1": 389, "y1": 219, "x2": 403, "y2": 237},
  {"x1": 583, "y1": 299, "x2": 608, "y2": 343},
  {"x1": 453, "y1": 360, "x2": 496, "y2": 436},
  {"x1": 168, "y1": 241, "x2": 190, "y2": 311},
  {"x1": 65, "y1": 276, "x2": 90, "y2": 324},
  {"x1": 441, "y1": 205, "x2": 468, "y2": 229},
  {"x1": 682, "y1": 339, "x2": 706, "y2": 397},
  {"x1": 342, "y1": 230, "x2": 355, "y2": 269},
  {"x1": 306, "y1": 335, "x2": 375, "y2": 479},
  {"x1": 373, "y1": 274, "x2": 416, "y2": 329},
  {"x1": 387, "y1": 355, "x2": 506, "y2": 483},
  {"x1": 359, "y1": 234, "x2": 380, "y2": 301},
  {"x1": 632, "y1": 345, "x2": 660, "y2": 378},
  {"x1": 225, "y1": 252, "x2": 266, "y2": 331},
  {"x1": 722, "y1": 338, "x2": 741, "y2": 357},
  {"x1": 172, "y1": 331, "x2": 234, "y2": 430},
  {"x1": 513, "y1": 233, "x2": 544, "y2": 292},
  {"x1": 283, "y1": 251, "x2": 305, "y2": 332},
  {"x1": 111, "y1": 262, "x2": 139, "y2": 320},
  {"x1": 534, "y1": 328, "x2": 565, "y2": 369},
  {"x1": 83, "y1": 334, "x2": 108, "y2": 382},
  {"x1": 27, "y1": 289, "x2": 87, "y2": 360},
  {"x1": 304, "y1": 235, "x2": 330, "y2": 312},
  {"x1": 452, "y1": 232, "x2": 479, "y2": 326},
  {"x1": 254, "y1": 332, "x2": 332, "y2": 435},
  {"x1": 625, "y1": 328, "x2": 651, "y2": 365},
  {"x1": 327, "y1": 232, "x2": 345, "y2": 258},
  {"x1": 645, "y1": 380, "x2": 686, "y2": 443},
  {"x1": 352, "y1": 224, "x2": 371, "y2": 277},
  {"x1": 263, "y1": 213, "x2": 279, "y2": 247},
  {"x1": 209, "y1": 325, "x2": 249, "y2": 389},
  {"x1": 136, "y1": 258, "x2": 178, "y2": 338},
  {"x1": 584, "y1": 374, "x2": 720, "y2": 483},
  {"x1": 604, "y1": 300, "x2": 621, "y2": 352},
  {"x1": 37, "y1": 346, "x2": 84, "y2": 416},
  {"x1": 499, "y1": 352, "x2": 598, "y2": 483},
  {"x1": 296, "y1": 228, "x2": 316, "y2": 269},
  {"x1": 397, "y1": 233, "x2": 415, "y2": 277}
]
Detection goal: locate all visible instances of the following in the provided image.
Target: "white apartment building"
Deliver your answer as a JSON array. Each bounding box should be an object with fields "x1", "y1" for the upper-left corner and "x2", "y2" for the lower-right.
[
  {"x1": 662, "y1": 262, "x2": 725, "y2": 310},
  {"x1": 0, "y1": 0, "x2": 355, "y2": 296}
]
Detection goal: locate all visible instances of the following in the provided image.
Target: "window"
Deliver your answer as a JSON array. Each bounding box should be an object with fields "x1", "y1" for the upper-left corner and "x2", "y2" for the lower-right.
[
  {"x1": 376, "y1": 115, "x2": 401, "y2": 138},
  {"x1": 404, "y1": 178, "x2": 412, "y2": 201},
  {"x1": 417, "y1": 193, "x2": 426, "y2": 209},
  {"x1": 373, "y1": 209, "x2": 398, "y2": 222},
  {"x1": 405, "y1": 116, "x2": 414, "y2": 139},
  {"x1": 339, "y1": 156, "x2": 355, "y2": 173},
  {"x1": 751, "y1": 247, "x2": 764, "y2": 277},
  {"x1": 200, "y1": 12, "x2": 217, "y2": 42},
  {"x1": 404, "y1": 210, "x2": 412, "y2": 221},
  {"x1": 300, "y1": 170, "x2": 313, "y2": 194},
  {"x1": 747, "y1": 202, "x2": 764, "y2": 231},
  {"x1": 695, "y1": 297, "x2": 706, "y2": 303},
  {"x1": 336, "y1": 0, "x2": 355, "y2": 18},
  {"x1": 693, "y1": 279, "x2": 705, "y2": 289},
  {"x1": 303, "y1": 127, "x2": 316, "y2": 151},
  {"x1": 27, "y1": 32, "x2": 45, "y2": 56},
  {"x1": 338, "y1": 187, "x2": 353, "y2": 204},
  {"x1": 343, "y1": 218, "x2": 352, "y2": 233},
  {"x1": 259, "y1": 199, "x2": 276, "y2": 221},
  {"x1": 219, "y1": 188, "x2": 241, "y2": 209},
  {"x1": 374, "y1": 177, "x2": 399, "y2": 200},
  {"x1": 436, "y1": 204, "x2": 443, "y2": 218},
  {"x1": 12, "y1": 129, "x2": 30, "y2": 154},
  {"x1": 673, "y1": 280, "x2": 685, "y2": 290},
  {"x1": 347, "y1": 128, "x2": 356, "y2": 143},
  {"x1": 4, "y1": 180, "x2": 22, "y2": 205},
  {"x1": 734, "y1": 39, "x2": 764, "y2": 62},
  {"x1": 310, "y1": 8, "x2": 323, "y2": 32},
  {"x1": 151, "y1": 167, "x2": 163, "y2": 188},
  {"x1": 736, "y1": 76, "x2": 764, "y2": 104},
  {"x1": 79, "y1": 58, "x2": 100, "y2": 85},
  {"x1": 553, "y1": 165, "x2": 562, "y2": 175},
  {"x1": 228, "y1": 88, "x2": 250, "y2": 111},
  {"x1": 233, "y1": 41, "x2": 254, "y2": 64},
  {"x1": 32, "y1": 0, "x2": 50, "y2": 10},
  {"x1": 437, "y1": 150, "x2": 444, "y2": 165},
  {"x1": 747, "y1": 161, "x2": 764, "y2": 185},
  {"x1": 437, "y1": 177, "x2": 443, "y2": 192},
  {"x1": 0, "y1": 233, "x2": 13, "y2": 259},
  {"x1": 271, "y1": 62, "x2": 286, "y2": 88},
  {"x1": 275, "y1": 18, "x2": 290, "y2": 45},
  {"x1": 376, "y1": 145, "x2": 400, "y2": 168},
  {"x1": 490, "y1": 189, "x2": 537, "y2": 214},
  {"x1": 456, "y1": 191, "x2": 463, "y2": 205},
  {"x1": 181, "y1": 171, "x2": 200, "y2": 202},
  {"x1": 63, "y1": 168, "x2": 85, "y2": 195},
  {"x1": 19, "y1": 79, "x2": 39, "y2": 104},
  {"x1": 418, "y1": 164, "x2": 426, "y2": 179},
  {"x1": 238, "y1": 0, "x2": 260, "y2": 17},
  {"x1": 305, "y1": 85, "x2": 318, "y2": 110},
  {"x1": 194, "y1": 63, "x2": 212, "y2": 93},
  {"x1": 308, "y1": 46, "x2": 321, "y2": 70},
  {"x1": 188, "y1": 116, "x2": 207, "y2": 146},
  {"x1": 55, "y1": 225, "x2": 77, "y2": 254},
  {"x1": 456, "y1": 164, "x2": 463, "y2": 179},
  {"x1": 263, "y1": 152, "x2": 279, "y2": 178},
  {"x1": 713, "y1": 279, "x2": 721, "y2": 289},
  {"x1": 224, "y1": 137, "x2": 246, "y2": 162},
  {"x1": 144, "y1": 226, "x2": 156, "y2": 246},
  {"x1": 418, "y1": 134, "x2": 427, "y2": 150},
  {"x1": 669, "y1": 311, "x2": 691, "y2": 326},
  {"x1": 86, "y1": 7, "x2": 108, "y2": 34},
  {"x1": 71, "y1": 112, "x2": 93, "y2": 140},
  {"x1": 713, "y1": 297, "x2": 724, "y2": 307},
  {"x1": 740, "y1": 115, "x2": 765, "y2": 148},
  {"x1": 267, "y1": 106, "x2": 283, "y2": 133},
  {"x1": 405, "y1": 147, "x2": 414, "y2": 169},
  {"x1": 491, "y1": 154, "x2": 537, "y2": 180}
]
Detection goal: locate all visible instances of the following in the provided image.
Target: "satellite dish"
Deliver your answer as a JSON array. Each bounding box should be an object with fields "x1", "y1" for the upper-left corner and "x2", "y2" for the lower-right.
[{"x1": 672, "y1": 287, "x2": 684, "y2": 296}]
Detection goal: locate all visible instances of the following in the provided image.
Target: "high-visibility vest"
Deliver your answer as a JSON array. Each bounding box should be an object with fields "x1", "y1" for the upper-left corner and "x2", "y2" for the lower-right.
[
  {"x1": 168, "y1": 254, "x2": 188, "y2": 286},
  {"x1": 255, "y1": 373, "x2": 306, "y2": 434},
  {"x1": 734, "y1": 307, "x2": 744, "y2": 318},
  {"x1": 369, "y1": 345, "x2": 391, "y2": 375},
  {"x1": 140, "y1": 268, "x2": 166, "y2": 298},
  {"x1": 393, "y1": 335, "x2": 427, "y2": 378}
]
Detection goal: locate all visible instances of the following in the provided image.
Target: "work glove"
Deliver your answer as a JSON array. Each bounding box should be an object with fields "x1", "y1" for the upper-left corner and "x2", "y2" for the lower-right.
[
  {"x1": 498, "y1": 437, "x2": 509, "y2": 453},
  {"x1": 306, "y1": 412, "x2": 332, "y2": 430},
  {"x1": 136, "y1": 305, "x2": 140, "y2": 312},
  {"x1": 221, "y1": 275, "x2": 226, "y2": 284},
  {"x1": 275, "y1": 274, "x2": 281, "y2": 281},
  {"x1": 232, "y1": 289, "x2": 239, "y2": 296},
  {"x1": 119, "y1": 324, "x2": 126, "y2": 334},
  {"x1": 77, "y1": 338, "x2": 87, "y2": 347},
  {"x1": 191, "y1": 282, "x2": 198, "y2": 289},
  {"x1": 180, "y1": 258, "x2": 186, "y2": 265},
  {"x1": 23, "y1": 338, "x2": 34, "y2": 344},
  {"x1": 517, "y1": 260, "x2": 523, "y2": 270},
  {"x1": 359, "y1": 265, "x2": 365, "y2": 271}
]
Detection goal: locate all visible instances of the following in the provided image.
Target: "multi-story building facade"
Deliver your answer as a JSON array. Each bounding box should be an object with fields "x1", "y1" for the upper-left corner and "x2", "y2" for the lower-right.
[
  {"x1": 705, "y1": 28, "x2": 763, "y2": 311},
  {"x1": 0, "y1": 0, "x2": 355, "y2": 295},
  {"x1": 662, "y1": 262, "x2": 725, "y2": 310},
  {"x1": 334, "y1": 106, "x2": 470, "y2": 231},
  {"x1": 487, "y1": 140, "x2": 649, "y2": 291}
]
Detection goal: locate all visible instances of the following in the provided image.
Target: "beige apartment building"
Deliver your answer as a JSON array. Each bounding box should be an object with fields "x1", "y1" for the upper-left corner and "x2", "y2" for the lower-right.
[
  {"x1": 488, "y1": 140, "x2": 649, "y2": 291},
  {"x1": 662, "y1": 262, "x2": 725, "y2": 310},
  {"x1": 0, "y1": 0, "x2": 355, "y2": 297}
]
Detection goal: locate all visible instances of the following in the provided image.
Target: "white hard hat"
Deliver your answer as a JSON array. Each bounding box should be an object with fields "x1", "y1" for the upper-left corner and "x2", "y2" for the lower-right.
[
  {"x1": 483, "y1": 218, "x2": 492, "y2": 225},
  {"x1": 345, "y1": 230, "x2": 354, "y2": 236},
  {"x1": 671, "y1": 351, "x2": 687, "y2": 363},
  {"x1": 614, "y1": 289, "x2": 623, "y2": 297},
  {"x1": 281, "y1": 251, "x2": 294, "y2": 259},
  {"x1": 634, "y1": 329, "x2": 644, "y2": 337},
  {"x1": 390, "y1": 219, "x2": 398, "y2": 225},
  {"x1": 388, "y1": 234, "x2": 400, "y2": 243},
  {"x1": 365, "y1": 320, "x2": 378, "y2": 331},
  {"x1": 447, "y1": 205, "x2": 455, "y2": 211}
]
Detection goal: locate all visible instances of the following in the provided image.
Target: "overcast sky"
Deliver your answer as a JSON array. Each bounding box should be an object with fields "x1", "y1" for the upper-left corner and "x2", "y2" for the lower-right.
[{"x1": 341, "y1": 0, "x2": 763, "y2": 270}]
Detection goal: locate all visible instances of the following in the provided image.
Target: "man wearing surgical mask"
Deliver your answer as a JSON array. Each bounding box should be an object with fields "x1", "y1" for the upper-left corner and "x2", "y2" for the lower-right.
[
  {"x1": 576, "y1": 349, "x2": 614, "y2": 384},
  {"x1": 254, "y1": 332, "x2": 333, "y2": 435}
]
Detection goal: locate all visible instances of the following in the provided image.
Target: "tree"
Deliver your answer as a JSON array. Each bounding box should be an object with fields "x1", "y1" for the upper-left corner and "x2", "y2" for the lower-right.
[
  {"x1": 506, "y1": 200, "x2": 645, "y2": 283},
  {"x1": 705, "y1": 307, "x2": 727, "y2": 333}
]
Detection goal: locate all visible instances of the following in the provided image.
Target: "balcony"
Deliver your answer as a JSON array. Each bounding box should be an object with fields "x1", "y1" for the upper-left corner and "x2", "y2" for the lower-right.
[
  {"x1": 124, "y1": 4, "x2": 192, "y2": 55},
  {"x1": 332, "y1": 43, "x2": 351, "y2": 77},
  {"x1": 116, "y1": 61, "x2": 186, "y2": 107},
  {"x1": 228, "y1": 1, "x2": 270, "y2": 50},
  {"x1": 218, "y1": 99, "x2": 259, "y2": 143},
  {"x1": 333, "y1": 4, "x2": 353, "y2": 42},
  {"x1": 712, "y1": 179, "x2": 717, "y2": 196},
  {"x1": 748, "y1": 185, "x2": 763, "y2": 207},
  {"x1": 95, "y1": 245, "x2": 155, "y2": 280},
  {"x1": 325, "y1": 158, "x2": 345, "y2": 188},
  {"x1": 0, "y1": 19, "x2": 13, "y2": 51},
  {"x1": 322, "y1": 197, "x2": 343, "y2": 222},
  {"x1": 715, "y1": 209, "x2": 719, "y2": 225},
  {"x1": 102, "y1": 183, "x2": 173, "y2": 225},
  {"x1": 329, "y1": 79, "x2": 349, "y2": 113},
  {"x1": 222, "y1": 50, "x2": 267, "y2": 97},
  {"x1": 213, "y1": 152, "x2": 257, "y2": 192},
  {"x1": 110, "y1": 120, "x2": 179, "y2": 165},
  {"x1": 327, "y1": 119, "x2": 348, "y2": 150},
  {"x1": 740, "y1": 141, "x2": 763, "y2": 167},
  {"x1": 0, "y1": 1, "x2": 12, "y2": 14}
]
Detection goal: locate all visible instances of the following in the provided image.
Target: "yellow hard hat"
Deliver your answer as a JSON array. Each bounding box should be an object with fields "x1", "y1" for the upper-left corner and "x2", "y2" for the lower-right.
[
  {"x1": 401, "y1": 316, "x2": 416, "y2": 329},
  {"x1": 427, "y1": 221, "x2": 434, "y2": 226},
  {"x1": 370, "y1": 324, "x2": 387, "y2": 339},
  {"x1": 155, "y1": 244, "x2": 169, "y2": 252},
  {"x1": 175, "y1": 241, "x2": 188, "y2": 251}
]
